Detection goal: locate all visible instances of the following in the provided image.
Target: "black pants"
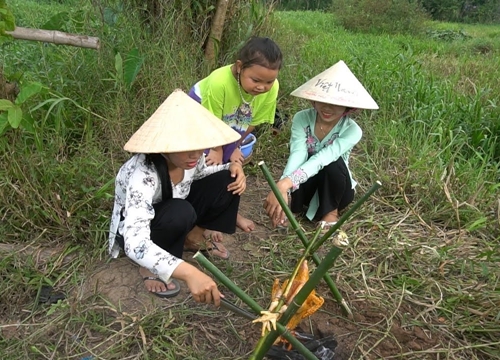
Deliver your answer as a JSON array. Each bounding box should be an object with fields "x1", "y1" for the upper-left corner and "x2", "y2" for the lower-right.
[
  {"x1": 116, "y1": 170, "x2": 239, "y2": 257},
  {"x1": 290, "y1": 157, "x2": 354, "y2": 220}
]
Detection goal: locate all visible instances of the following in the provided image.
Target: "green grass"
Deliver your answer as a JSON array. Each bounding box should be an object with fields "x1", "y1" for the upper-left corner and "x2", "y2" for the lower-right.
[{"x1": 1, "y1": 1, "x2": 499, "y2": 359}]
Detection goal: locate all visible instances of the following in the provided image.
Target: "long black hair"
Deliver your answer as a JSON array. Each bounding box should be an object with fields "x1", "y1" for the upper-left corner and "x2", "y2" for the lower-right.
[
  {"x1": 237, "y1": 37, "x2": 283, "y2": 71},
  {"x1": 145, "y1": 153, "x2": 172, "y2": 200}
]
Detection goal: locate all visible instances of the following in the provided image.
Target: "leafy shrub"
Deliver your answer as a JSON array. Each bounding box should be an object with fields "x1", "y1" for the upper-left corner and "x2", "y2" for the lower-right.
[
  {"x1": 332, "y1": 0, "x2": 429, "y2": 35},
  {"x1": 426, "y1": 29, "x2": 471, "y2": 41},
  {"x1": 420, "y1": 0, "x2": 500, "y2": 24},
  {"x1": 420, "y1": 0, "x2": 462, "y2": 21}
]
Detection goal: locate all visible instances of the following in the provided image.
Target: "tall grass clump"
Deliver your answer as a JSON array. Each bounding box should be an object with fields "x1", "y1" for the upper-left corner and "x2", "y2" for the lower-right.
[
  {"x1": 362, "y1": 54, "x2": 499, "y2": 230},
  {"x1": 332, "y1": 0, "x2": 430, "y2": 34},
  {"x1": 361, "y1": 54, "x2": 499, "y2": 233},
  {"x1": 420, "y1": 0, "x2": 500, "y2": 24}
]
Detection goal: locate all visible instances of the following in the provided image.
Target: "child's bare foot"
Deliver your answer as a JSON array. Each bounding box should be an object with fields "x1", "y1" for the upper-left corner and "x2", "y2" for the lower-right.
[
  {"x1": 321, "y1": 209, "x2": 339, "y2": 224},
  {"x1": 203, "y1": 229, "x2": 223, "y2": 242},
  {"x1": 185, "y1": 226, "x2": 229, "y2": 259},
  {"x1": 139, "y1": 267, "x2": 177, "y2": 293},
  {"x1": 237, "y1": 213, "x2": 255, "y2": 232}
]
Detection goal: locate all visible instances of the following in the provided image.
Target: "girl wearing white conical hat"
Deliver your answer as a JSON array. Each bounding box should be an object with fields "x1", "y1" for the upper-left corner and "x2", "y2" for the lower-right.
[
  {"x1": 108, "y1": 89, "x2": 246, "y2": 305},
  {"x1": 264, "y1": 61, "x2": 378, "y2": 231}
]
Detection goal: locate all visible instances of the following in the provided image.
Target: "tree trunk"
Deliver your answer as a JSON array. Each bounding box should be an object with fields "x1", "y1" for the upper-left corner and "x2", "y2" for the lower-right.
[
  {"x1": 205, "y1": 0, "x2": 231, "y2": 66},
  {"x1": 6, "y1": 27, "x2": 100, "y2": 50}
]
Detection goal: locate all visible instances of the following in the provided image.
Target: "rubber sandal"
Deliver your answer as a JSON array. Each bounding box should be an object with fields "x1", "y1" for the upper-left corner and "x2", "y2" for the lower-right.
[
  {"x1": 143, "y1": 277, "x2": 181, "y2": 298},
  {"x1": 39, "y1": 285, "x2": 66, "y2": 304}
]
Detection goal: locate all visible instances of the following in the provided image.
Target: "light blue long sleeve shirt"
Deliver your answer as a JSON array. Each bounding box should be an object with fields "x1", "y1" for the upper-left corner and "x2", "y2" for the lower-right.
[{"x1": 281, "y1": 108, "x2": 362, "y2": 220}]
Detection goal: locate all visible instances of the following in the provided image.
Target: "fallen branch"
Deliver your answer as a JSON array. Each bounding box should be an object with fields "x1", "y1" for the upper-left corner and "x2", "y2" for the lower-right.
[{"x1": 6, "y1": 26, "x2": 100, "y2": 50}]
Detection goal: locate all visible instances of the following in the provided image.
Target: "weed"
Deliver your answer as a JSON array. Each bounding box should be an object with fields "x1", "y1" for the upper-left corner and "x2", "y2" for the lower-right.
[{"x1": 426, "y1": 29, "x2": 472, "y2": 41}]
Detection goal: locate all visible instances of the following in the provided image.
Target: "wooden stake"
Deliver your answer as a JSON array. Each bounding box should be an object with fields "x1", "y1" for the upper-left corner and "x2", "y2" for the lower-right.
[
  {"x1": 205, "y1": 0, "x2": 230, "y2": 65},
  {"x1": 6, "y1": 26, "x2": 100, "y2": 50}
]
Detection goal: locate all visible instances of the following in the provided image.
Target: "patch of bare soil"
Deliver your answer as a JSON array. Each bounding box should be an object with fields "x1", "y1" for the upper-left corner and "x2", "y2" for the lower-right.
[{"x1": 76, "y1": 173, "x2": 442, "y2": 359}]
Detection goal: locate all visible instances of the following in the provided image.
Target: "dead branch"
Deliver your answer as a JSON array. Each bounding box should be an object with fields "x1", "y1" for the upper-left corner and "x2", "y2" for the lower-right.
[{"x1": 6, "y1": 26, "x2": 100, "y2": 50}]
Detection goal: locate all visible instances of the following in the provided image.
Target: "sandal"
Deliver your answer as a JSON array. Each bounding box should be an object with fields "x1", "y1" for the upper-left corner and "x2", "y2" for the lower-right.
[
  {"x1": 275, "y1": 219, "x2": 289, "y2": 232},
  {"x1": 317, "y1": 221, "x2": 338, "y2": 236},
  {"x1": 143, "y1": 277, "x2": 181, "y2": 298},
  {"x1": 185, "y1": 239, "x2": 230, "y2": 260}
]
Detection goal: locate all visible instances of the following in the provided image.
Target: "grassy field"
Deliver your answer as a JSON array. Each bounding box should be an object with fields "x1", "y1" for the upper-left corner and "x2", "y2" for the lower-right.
[{"x1": 1, "y1": 1, "x2": 499, "y2": 359}]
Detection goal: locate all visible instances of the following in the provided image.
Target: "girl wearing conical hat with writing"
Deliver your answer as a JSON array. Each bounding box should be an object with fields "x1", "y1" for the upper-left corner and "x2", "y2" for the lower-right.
[
  {"x1": 264, "y1": 61, "x2": 378, "y2": 231},
  {"x1": 108, "y1": 90, "x2": 246, "y2": 304}
]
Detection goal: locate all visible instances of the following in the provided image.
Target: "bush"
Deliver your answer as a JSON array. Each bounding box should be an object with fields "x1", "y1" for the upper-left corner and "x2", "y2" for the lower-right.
[
  {"x1": 332, "y1": 0, "x2": 429, "y2": 35},
  {"x1": 276, "y1": 0, "x2": 332, "y2": 11},
  {"x1": 420, "y1": 0, "x2": 500, "y2": 24}
]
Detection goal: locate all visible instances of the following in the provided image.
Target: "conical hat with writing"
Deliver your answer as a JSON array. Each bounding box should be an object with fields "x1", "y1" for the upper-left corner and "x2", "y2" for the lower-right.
[
  {"x1": 124, "y1": 89, "x2": 241, "y2": 153},
  {"x1": 291, "y1": 60, "x2": 379, "y2": 110}
]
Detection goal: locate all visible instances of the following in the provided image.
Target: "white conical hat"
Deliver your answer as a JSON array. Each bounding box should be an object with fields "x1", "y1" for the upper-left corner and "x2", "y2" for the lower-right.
[
  {"x1": 124, "y1": 89, "x2": 241, "y2": 153},
  {"x1": 290, "y1": 60, "x2": 379, "y2": 110}
]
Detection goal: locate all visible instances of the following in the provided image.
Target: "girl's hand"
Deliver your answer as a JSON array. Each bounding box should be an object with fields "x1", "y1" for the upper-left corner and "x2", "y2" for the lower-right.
[
  {"x1": 186, "y1": 271, "x2": 223, "y2": 306},
  {"x1": 206, "y1": 147, "x2": 223, "y2": 165},
  {"x1": 229, "y1": 148, "x2": 245, "y2": 165},
  {"x1": 173, "y1": 263, "x2": 223, "y2": 307},
  {"x1": 263, "y1": 178, "x2": 292, "y2": 227},
  {"x1": 227, "y1": 163, "x2": 246, "y2": 195}
]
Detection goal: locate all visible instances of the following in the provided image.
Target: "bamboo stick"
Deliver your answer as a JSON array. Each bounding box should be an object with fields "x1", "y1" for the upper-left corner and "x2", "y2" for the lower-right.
[
  {"x1": 270, "y1": 226, "x2": 323, "y2": 315},
  {"x1": 6, "y1": 27, "x2": 100, "y2": 50}
]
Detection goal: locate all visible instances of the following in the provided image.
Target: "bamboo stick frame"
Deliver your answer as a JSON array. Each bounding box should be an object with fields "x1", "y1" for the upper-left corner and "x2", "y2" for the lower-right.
[
  {"x1": 194, "y1": 252, "x2": 319, "y2": 359},
  {"x1": 258, "y1": 161, "x2": 352, "y2": 315},
  {"x1": 195, "y1": 161, "x2": 382, "y2": 360}
]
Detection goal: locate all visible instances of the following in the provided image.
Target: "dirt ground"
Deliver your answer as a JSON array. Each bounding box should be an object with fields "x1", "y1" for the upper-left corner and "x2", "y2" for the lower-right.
[{"x1": 73, "y1": 173, "x2": 441, "y2": 360}]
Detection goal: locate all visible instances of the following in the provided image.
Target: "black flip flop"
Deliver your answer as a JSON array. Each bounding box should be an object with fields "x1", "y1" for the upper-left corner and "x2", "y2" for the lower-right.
[
  {"x1": 143, "y1": 277, "x2": 181, "y2": 298},
  {"x1": 201, "y1": 239, "x2": 230, "y2": 260}
]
